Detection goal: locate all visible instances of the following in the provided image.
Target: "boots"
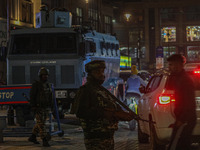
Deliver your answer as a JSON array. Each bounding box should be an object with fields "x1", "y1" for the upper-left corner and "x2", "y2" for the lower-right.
[
  {"x1": 28, "y1": 134, "x2": 40, "y2": 144},
  {"x1": 42, "y1": 138, "x2": 50, "y2": 147}
]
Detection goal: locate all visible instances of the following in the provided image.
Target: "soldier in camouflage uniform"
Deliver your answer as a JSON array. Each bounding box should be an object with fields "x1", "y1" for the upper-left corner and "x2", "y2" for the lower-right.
[
  {"x1": 28, "y1": 67, "x2": 53, "y2": 147},
  {"x1": 71, "y1": 60, "x2": 134, "y2": 150}
]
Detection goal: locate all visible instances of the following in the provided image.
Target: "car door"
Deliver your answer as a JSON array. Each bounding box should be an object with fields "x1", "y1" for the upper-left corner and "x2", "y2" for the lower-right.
[{"x1": 138, "y1": 75, "x2": 162, "y2": 133}]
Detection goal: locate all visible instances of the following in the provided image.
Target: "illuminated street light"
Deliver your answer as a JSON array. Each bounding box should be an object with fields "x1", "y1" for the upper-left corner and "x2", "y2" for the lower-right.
[
  {"x1": 85, "y1": 0, "x2": 89, "y2": 21},
  {"x1": 124, "y1": 13, "x2": 132, "y2": 69},
  {"x1": 124, "y1": 13, "x2": 131, "y2": 22}
]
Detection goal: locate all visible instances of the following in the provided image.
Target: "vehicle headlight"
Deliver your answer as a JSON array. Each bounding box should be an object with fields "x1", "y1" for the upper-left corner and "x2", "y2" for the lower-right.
[{"x1": 69, "y1": 91, "x2": 76, "y2": 99}]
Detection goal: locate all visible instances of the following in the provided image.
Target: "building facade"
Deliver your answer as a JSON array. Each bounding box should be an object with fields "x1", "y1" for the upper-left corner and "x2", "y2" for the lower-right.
[
  {"x1": 1, "y1": 0, "x2": 200, "y2": 71},
  {"x1": 0, "y1": 0, "x2": 114, "y2": 48},
  {"x1": 113, "y1": 0, "x2": 200, "y2": 70}
]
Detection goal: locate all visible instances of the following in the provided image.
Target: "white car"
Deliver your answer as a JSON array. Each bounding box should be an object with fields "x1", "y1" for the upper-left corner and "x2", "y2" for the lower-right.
[{"x1": 137, "y1": 67, "x2": 200, "y2": 149}]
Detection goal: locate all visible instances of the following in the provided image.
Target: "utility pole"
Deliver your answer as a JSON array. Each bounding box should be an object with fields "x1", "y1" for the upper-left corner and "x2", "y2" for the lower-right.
[
  {"x1": 7, "y1": 0, "x2": 10, "y2": 43},
  {"x1": 137, "y1": 33, "x2": 141, "y2": 70},
  {"x1": 167, "y1": 30, "x2": 170, "y2": 57},
  {"x1": 85, "y1": 0, "x2": 89, "y2": 22},
  {"x1": 124, "y1": 13, "x2": 131, "y2": 69}
]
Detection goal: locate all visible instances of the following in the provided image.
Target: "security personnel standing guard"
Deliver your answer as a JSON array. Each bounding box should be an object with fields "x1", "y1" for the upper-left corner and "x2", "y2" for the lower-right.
[
  {"x1": 167, "y1": 54, "x2": 196, "y2": 150},
  {"x1": 28, "y1": 67, "x2": 53, "y2": 147},
  {"x1": 71, "y1": 60, "x2": 134, "y2": 150}
]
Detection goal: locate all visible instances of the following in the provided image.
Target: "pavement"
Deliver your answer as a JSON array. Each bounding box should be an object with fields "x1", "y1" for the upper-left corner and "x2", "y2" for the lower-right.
[
  {"x1": 0, "y1": 121, "x2": 152, "y2": 150},
  {"x1": 1, "y1": 108, "x2": 200, "y2": 150},
  {"x1": 1, "y1": 107, "x2": 200, "y2": 150},
  {"x1": 0, "y1": 107, "x2": 151, "y2": 150},
  {"x1": 0, "y1": 111, "x2": 84, "y2": 150}
]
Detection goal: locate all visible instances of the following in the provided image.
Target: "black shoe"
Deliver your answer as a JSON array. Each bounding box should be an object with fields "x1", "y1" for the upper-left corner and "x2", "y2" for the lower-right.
[
  {"x1": 28, "y1": 134, "x2": 40, "y2": 144},
  {"x1": 43, "y1": 138, "x2": 50, "y2": 147}
]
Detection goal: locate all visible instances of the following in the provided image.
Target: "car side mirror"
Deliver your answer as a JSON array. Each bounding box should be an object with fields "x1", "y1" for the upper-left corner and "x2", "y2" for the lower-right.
[{"x1": 139, "y1": 86, "x2": 146, "y2": 93}]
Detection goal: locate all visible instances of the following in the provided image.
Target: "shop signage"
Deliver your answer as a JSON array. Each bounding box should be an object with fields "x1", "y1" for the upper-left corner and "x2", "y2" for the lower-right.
[
  {"x1": 156, "y1": 46, "x2": 164, "y2": 57},
  {"x1": 156, "y1": 46, "x2": 164, "y2": 69}
]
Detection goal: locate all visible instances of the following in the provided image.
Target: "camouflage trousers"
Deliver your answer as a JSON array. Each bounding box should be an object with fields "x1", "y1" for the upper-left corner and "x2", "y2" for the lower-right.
[
  {"x1": 32, "y1": 109, "x2": 49, "y2": 139},
  {"x1": 83, "y1": 131, "x2": 115, "y2": 150}
]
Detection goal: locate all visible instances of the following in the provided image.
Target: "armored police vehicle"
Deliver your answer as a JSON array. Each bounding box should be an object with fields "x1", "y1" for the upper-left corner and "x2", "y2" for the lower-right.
[{"x1": 6, "y1": 10, "x2": 120, "y2": 118}]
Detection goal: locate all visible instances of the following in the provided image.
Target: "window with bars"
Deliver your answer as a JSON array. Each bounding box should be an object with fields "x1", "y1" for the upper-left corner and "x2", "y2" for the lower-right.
[
  {"x1": 160, "y1": 8, "x2": 178, "y2": 22},
  {"x1": 10, "y1": 0, "x2": 18, "y2": 20},
  {"x1": 104, "y1": 15, "x2": 112, "y2": 33},
  {"x1": 20, "y1": 1, "x2": 33, "y2": 24},
  {"x1": 183, "y1": 6, "x2": 200, "y2": 22},
  {"x1": 76, "y1": 8, "x2": 83, "y2": 25},
  {"x1": 89, "y1": 9, "x2": 98, "y2": 30},
  {"x1": 0, "y1": 0, "x2": 7, "y2": 18}
]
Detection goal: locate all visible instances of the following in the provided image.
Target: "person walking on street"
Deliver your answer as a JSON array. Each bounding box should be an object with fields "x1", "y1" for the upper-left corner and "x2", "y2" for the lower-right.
[
  {"x1": 71, "y1": 60, "x2": 135, "y2": 150},
  {"x1": 167, "y1": 54, "x2": 196, "y2": 150},
  {"x1": 28, "y1": 67, "x2": 54, "y2": 147}
]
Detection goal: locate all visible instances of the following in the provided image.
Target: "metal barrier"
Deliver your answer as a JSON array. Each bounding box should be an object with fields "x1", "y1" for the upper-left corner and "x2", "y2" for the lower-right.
[{"x1": 0, "y1": 84, "x2": 64, "y2": 141}]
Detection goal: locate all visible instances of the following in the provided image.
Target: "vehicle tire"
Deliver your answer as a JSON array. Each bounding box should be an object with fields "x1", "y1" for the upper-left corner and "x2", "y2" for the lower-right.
[
  {"x1": 129, "y1": 119, "x2": 136, "y2": 131},
  {"x1": 138, "y1": 121, "x2": 149, "y2": 143},
  {"x1": 149, "y1": 120, "x2": 166, "y2": 150}
]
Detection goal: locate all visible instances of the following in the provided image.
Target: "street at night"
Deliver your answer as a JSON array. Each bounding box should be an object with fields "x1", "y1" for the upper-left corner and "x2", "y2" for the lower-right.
[{"x1": 1, "y1": 0, "x2": 200, "y2": 150}]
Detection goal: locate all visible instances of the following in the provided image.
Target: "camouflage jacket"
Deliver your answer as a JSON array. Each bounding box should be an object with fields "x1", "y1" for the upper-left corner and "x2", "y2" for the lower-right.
[
  {"x1": 29, "y1": 80, "x2": 53, "y2": 109},
  {"x1": 72, "y1": 79, "x2": 122, "y2": 134}
]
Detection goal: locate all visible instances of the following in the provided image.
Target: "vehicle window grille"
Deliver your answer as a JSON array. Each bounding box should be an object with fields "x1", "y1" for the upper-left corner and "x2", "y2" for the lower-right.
[{"x1": 12, "y1": 66, "x2": 26, "y2": 84}]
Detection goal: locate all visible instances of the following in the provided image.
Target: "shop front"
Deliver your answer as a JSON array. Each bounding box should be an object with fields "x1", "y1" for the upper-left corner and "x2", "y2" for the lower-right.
[{"x1": 187, "y1": 46, "x2": 200, "y2": 62}]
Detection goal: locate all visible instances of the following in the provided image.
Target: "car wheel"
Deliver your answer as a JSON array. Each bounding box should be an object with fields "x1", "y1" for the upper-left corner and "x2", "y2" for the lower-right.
[
  {"x1": 138, "y1": 121, "x2": 149, "y2": 143},
  {"x1": 149, "y1": 121, "x2": 166, "y2": 150},
  {"x1": 129, "y1": 119, "x2": 136, "y2": 131}
]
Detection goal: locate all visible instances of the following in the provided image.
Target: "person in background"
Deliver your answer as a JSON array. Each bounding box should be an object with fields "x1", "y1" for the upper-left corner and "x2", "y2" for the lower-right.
[
  {"x1": 28, "y1": 67, "x2": 54, "y2": 147},
  {"x1": 71, "y1": 60, "x2": 135, "y2": 150},
  {"x1": 167, "y1": 54, "x2": 196, "y2": 150},
  {"x1": 125, "y1": 65, "x2": 147, "y2": 105}
]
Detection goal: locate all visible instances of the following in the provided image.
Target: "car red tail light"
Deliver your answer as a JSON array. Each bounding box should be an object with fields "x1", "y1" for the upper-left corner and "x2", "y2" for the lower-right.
[
  {"x1": 194, "y1": 70, "x2": 200, "y2": 74},
  {"x1": 157, "y1": 94, "x2": 175, "y2": 105}
]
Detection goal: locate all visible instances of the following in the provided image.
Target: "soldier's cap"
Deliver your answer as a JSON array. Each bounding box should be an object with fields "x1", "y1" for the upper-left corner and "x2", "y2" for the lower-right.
[
  {"x1": 85, "y1": 60, "x2": 106, "y2": 73},
  {"x1": 167, "y1": 54, "x2": 186, "y2": 64},
  {"x1": 38, "y1": 67, "x2": 49, "y2": 76}
]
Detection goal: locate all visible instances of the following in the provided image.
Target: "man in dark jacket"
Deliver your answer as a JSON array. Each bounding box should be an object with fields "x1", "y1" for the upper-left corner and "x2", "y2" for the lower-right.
[
  {"x1": 71, "y1": 60, "x2": 135, "y2": 150},
  {"x1": 28, "y1": 67, "x2": 53, "y2": 147},
  {"x1": 167, "y1": 54, "x2": 196, "y2": 150}
]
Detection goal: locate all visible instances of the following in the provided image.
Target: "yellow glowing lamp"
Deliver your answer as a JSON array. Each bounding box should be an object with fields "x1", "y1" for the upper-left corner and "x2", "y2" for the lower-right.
[{"x1": 125, "y1": 13, "x2": 131, "y2": 22}]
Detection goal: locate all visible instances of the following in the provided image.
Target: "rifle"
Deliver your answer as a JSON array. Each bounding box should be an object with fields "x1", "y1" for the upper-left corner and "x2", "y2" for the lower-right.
[{"x1": 100, "y1": 85, "x2": 156, "y2": 124}]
